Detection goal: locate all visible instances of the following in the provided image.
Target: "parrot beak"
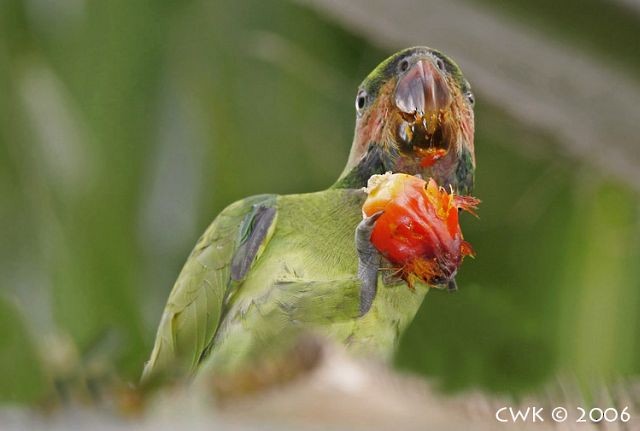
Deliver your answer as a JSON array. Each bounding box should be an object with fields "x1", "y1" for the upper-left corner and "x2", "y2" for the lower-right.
[
  {"x1": 392, "y1": 58, "x2": 455, "y2": 167},
  {"x1": 394, "y1": 59, "x2": 452, "y2": 115}
]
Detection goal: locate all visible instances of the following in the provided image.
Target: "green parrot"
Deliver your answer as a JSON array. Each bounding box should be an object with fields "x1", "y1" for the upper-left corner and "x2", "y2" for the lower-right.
[{"x1": 142, "y1": 46, "x2": 476, "y2": 382}]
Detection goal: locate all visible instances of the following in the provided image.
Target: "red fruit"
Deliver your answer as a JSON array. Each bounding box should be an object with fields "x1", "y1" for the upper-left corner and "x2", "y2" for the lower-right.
[{"x1": 362, "y1": 173, "x2": 479, "y2": 287}]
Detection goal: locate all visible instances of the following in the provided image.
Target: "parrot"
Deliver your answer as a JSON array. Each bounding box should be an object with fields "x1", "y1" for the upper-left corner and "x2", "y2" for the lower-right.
[{"x1": 142, "y1": 46, "x2": 476, "y2": 383}]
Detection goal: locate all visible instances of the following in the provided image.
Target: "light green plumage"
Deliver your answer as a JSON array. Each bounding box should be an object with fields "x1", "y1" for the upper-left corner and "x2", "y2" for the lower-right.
[{"x1": 143, "y1": 188, "x2": 428, "y2": 381}]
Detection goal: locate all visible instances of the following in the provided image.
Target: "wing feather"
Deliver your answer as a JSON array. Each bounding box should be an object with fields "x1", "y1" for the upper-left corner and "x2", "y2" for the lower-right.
[{"x1": 142, "y1": 194, "x2": 277, "y2": 381}]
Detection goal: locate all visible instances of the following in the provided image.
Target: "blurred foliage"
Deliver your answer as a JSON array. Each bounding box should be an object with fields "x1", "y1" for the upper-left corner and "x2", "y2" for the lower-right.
[
  {"x1": 0, "y1": 0, "x2": 639, "y2": 404},
  {"x1": 470, "y1": 0, "x2": 640, "y2": 74},
  {"x1": 0, "y1": 297, "x2": 46, "y2": 403}
]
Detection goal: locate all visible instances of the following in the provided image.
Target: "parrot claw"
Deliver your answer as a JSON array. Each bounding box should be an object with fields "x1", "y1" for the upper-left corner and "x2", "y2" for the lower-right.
[
  {"x1": 360, "y1": 210, "x2": 384, "y2": 228},
  {"x1": 356, "y1": 211, "x2": 383, "y2": 316},
  {"x1": 447, "y1": 278, "x2": 458, "y2": 292}
]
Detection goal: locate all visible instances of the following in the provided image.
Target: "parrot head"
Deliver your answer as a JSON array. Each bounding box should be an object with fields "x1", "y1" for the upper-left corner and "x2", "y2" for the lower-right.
[{"x1": 336, "y1": 47, "x2": 475, "y2": 194}]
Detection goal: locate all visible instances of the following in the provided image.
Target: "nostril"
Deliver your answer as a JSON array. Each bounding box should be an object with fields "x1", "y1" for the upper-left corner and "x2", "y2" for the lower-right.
[
  {"x1": 399, "y1": 59, "x2": 410, "y2": 72},
  {"x1": 435, "y1": 58, "x2": 445, "y2": 72}
]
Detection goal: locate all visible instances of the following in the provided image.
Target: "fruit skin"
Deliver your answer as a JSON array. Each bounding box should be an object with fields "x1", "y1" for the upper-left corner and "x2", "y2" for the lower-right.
[{"x1": 363, "y1": 173, "x2": 479, "y2": 287}]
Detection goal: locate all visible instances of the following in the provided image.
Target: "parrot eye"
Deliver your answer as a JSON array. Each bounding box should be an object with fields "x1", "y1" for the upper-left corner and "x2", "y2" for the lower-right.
[
  {"x1": 435, "y1": 57, "x2": 446, "y2": 72},
  {"x1": 466, "y1": 92, "x2": 475, "y2": 106},
  {"x1": 399, "y1": 59, "x2": 410, "y2": 72},
  {"x1": 355, "y1": 90, "x2": 368, "y2": 114}
]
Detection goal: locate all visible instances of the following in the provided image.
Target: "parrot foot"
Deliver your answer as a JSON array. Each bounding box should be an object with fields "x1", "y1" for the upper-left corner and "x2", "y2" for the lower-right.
[{"x1": 356, "y1": 210, "x2": 383, "y2": 316}]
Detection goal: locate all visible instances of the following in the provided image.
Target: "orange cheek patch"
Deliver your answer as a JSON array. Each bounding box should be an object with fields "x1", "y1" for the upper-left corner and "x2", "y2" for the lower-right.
[{"x1": 363, "y1": 173, "x2": 479, "y2": 287}]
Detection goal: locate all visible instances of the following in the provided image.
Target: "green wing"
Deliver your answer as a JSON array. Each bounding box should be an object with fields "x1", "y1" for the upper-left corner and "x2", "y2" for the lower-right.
[{"x1": 141, "y1": 194, "x2": 277, "y2": 382}]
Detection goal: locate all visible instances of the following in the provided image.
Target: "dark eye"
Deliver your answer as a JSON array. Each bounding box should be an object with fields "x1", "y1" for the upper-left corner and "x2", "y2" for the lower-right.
[
  {"x1": 399, "y1": 59, "x2": 410, "y2": 72},
  {"x1": 435, "y1": 57, "x2": 446, "y2": 72},
  {"x1": 466, "y1": 92, "x2": 475, "y2": 105},
  {"x1": 355, "y1": 90, "x2": 367, "y2": 113}
]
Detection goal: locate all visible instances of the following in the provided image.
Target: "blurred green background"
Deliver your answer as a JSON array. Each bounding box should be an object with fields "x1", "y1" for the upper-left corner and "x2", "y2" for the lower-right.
[{"x1": 1, "y1": 0, "x2": 639, "y2": 404}]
